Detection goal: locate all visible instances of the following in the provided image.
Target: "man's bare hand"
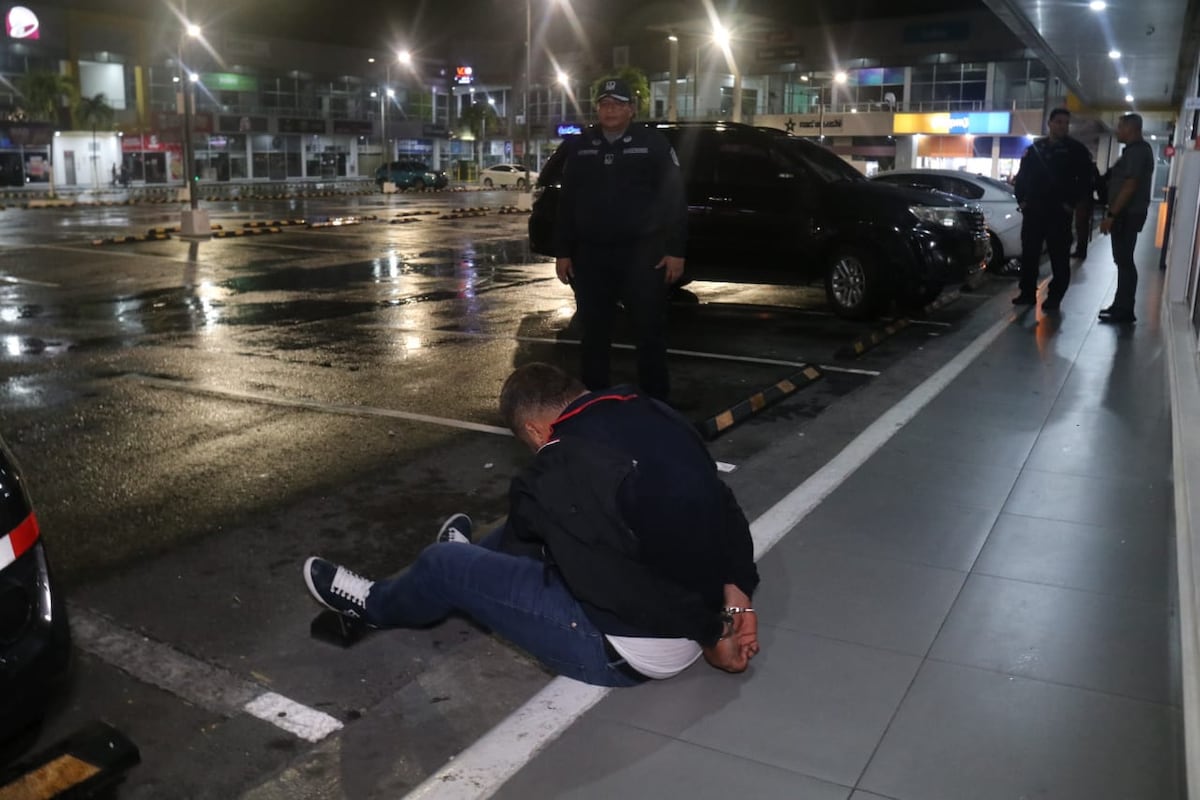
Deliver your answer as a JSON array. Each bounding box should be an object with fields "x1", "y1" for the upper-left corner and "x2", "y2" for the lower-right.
[
  {"x1": 703, "y1": 635, "x2": 749, "y2": 673},
  {"x1": 1100, "y1": 216, "x2": 1114, "y2": 235},
  {"x1": 556, "y1": 257, "x2": 574, "y2": 284},
  {"x1": 655, "y1": 255, "x2": 685, "y2": 285},
  {"x1": 722, "y1": 584, "x2": 760, "y2": 661}
]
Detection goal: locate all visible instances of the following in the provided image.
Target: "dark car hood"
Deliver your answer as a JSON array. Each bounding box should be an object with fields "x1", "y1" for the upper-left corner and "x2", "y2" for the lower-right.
[{"x1": 829, "y1": 179, "x2": 967, "y2": 210}]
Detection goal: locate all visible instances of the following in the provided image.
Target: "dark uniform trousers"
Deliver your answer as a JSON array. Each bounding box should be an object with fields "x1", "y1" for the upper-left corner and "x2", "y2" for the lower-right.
[
  {"x1": 1109, "y1": 210, "x2": 1148, "y2": 312},
  {"x1": 571, "y1": 237, "x2": 669, "y2": 401},
  {"x1": 1018, "y1": 205, "x2": 1073, "y2": 301}
]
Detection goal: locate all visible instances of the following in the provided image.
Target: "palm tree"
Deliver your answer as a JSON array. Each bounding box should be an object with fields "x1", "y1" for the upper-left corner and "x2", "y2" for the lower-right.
[
  {"x1": 75, "y1": 93, "x2": 115, "y2": 190},
  {"x1": 13, "y1": 71, "x2": 75, "y2": 196}
]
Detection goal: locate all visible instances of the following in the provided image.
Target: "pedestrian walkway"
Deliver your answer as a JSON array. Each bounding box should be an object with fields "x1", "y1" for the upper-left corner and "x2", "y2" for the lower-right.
[{"x1": 488, "y1": 237, "x2": 1183, "y2": 799}]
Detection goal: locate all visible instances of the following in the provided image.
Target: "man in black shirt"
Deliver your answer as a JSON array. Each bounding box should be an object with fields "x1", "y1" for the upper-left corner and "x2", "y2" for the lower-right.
[
  {"x1": 553, "y1": 78, "x2": 688, "y2": 402},
  {"x1": 1013, "y1": 108, "x2": 1094, "y2": 312},
  {"x1": 1098, "y1": 113, "x2": 1156, "y2": 323},
  {"x1": 303, "y1": 363, "x2": 760, "y2": 686}
]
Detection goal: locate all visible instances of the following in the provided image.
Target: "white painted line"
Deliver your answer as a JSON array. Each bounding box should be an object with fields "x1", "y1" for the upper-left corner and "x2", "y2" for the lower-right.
[
  {"x1": 244, "y1": 692, "x2": 345, "y2": 743},
  {"x1": 368, "y1": 325, "x2": 880, "y2": 375},
  {"x1": 817, "y1": 364, "x2": 882, "y2": 377},
  {"x1": 0, "y1": 274, "x2": 60, "y2": 287},
  {"x1": 403, "y1": 306, "x2": 1016, "y2": 799},
  {"x1": 69, "y1": 604, "x2": 343, "y2": 743},
  {"x1": 715, "y1": 461, "x2": 738, "y2": 473},
  {"x1": 123, "y1": 373, "x2": 513, "y2": 437}
]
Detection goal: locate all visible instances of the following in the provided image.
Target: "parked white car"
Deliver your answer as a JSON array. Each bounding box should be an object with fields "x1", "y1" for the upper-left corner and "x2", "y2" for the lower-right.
[
  {"x1": 479, "y1": 164, "x2": 538, "y2": 189},
  {"x1": 871, "y1": 169, "x2": 1022, "y2": 275}
]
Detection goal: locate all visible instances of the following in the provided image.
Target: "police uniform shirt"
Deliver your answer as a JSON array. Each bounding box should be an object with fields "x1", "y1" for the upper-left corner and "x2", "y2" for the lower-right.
[
  {"x1": 1014, "y1": 135, "x2": 1092, "y2": 211},
  {"x1": 553, "y1": 123, "x2": 687, "y2": 258}
]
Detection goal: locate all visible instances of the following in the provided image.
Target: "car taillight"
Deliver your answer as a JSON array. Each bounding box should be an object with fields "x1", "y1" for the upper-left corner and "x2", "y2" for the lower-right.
[{"x1": 0, "y1": 512, "x2": 40, "y2": 571}]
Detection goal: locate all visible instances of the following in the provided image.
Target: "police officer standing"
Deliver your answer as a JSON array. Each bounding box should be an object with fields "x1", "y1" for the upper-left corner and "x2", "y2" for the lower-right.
[
  {"x1": 554, "y1": 78, "x2": 687, "y2": 402},
  {"x1": 1013, "y1": 108, "x2": 1094, "y2": 312}
]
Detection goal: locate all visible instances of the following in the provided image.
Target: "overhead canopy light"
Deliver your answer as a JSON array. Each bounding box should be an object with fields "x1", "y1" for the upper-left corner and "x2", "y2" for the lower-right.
[{"x1": 1108, "y1": 50, "x2": 1121, "y2": 59}]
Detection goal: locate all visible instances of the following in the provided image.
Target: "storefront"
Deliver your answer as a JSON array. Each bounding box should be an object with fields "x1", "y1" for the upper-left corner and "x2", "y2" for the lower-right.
[
  {"x1": 893, "y1": 111, "x2": 1038, "y2": 179},
  {"x1": 0, "y1": 123, "x2": 53, "y2": 186},
  {"x1": 120, "y1": 134, "x2": 174, "y2": 184}
]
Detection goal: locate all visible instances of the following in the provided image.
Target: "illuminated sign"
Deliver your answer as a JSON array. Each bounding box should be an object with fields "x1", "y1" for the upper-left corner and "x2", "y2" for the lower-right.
[
  {"x1": 201, "y1": 73, "x2": 259, "y2": 92},
  {"x1": 6, "y1": 6, "x2": 38, "y2": 39},
  {"x1": 556, "y1": 124, "x2": 582, "y2": 136},
  {"x1": 454, "y1": 66, "x2": 474, "y2": 85},
  {"x1": 893, "y1": 112, "x2": 1011, "y2": 135}
]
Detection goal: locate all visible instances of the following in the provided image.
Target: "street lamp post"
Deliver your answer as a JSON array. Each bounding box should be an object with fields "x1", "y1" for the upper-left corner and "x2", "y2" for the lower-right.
[
  {"x1": 179, "y1": 21, "x2": 209, "y2": 238},
  {"x1": 667, "y1": 35, "x2": 679, "y2": 122},
  {"x1": 712, "y1": 21, "x2": 742, "y2": 123},
  {"x1": 523, "y1": 0, "x2": 532, "y2": 188}
]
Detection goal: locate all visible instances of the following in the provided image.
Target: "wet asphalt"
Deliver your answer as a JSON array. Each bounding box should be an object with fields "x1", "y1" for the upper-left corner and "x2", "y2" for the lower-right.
[{"x1": 0, "y1": 186, "x2": 1011, "y2": 796}]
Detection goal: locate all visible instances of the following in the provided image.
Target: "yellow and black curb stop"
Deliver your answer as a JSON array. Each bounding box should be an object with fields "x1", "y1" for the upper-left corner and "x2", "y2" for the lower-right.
[
  {"x1": 389, "y1": 217, "x2": 421, "y2": 224},
  {"x1": 695, "y1": 365, "x2": 824, "y2": 440},
  {"x1": 837, "y1": 318, "x2": 911, "y2": 359},
  {"x1": 91, "y1": 232, "x2": 172, "y2": 246},
  {"x1": 213, "y1": 227, "x2": 282, "y2": 238},
  {"x1": 243, "y1": 219, "x2": 305, "y2": 228},
  {"x1": 0, "y1": 720, "x2": 140, "y2": 799},
  {"x1": 438, "y1": 209, "x2": 490, "y2": 220},
  {"x1": 922, "y1": 288, "x2": 961, "y2": 315},
  {"x1": 496, "y1": 206, "x2": 531, "y2": 215}
]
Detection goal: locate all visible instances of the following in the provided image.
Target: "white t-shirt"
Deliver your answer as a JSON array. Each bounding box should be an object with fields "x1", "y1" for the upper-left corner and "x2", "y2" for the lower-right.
[{"x1": 606, "y1": 635, "x2": 703, "y2": 679}]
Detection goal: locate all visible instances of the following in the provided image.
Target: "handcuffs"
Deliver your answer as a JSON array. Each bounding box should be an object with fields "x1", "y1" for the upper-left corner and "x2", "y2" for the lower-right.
[{"x1": 719, "y1": 606, "x2": 756, "y2": 639}]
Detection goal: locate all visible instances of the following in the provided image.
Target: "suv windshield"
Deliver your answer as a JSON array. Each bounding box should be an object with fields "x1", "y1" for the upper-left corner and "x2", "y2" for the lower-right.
[{"x1": 774, "y1": 138, "x2": 865, "y2": 184}]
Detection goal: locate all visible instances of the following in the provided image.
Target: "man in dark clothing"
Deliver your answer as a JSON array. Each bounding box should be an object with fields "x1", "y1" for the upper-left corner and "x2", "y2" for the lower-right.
[
  {"x1": 1098, "y1": 113, "x2": 1156, "y2": 323},
  {"x1": 1071, "y1": 161, "x2": 1102, "y2": 259},
  {"x1": 554, "y1": 78, "x2": 688, "y2": 402},
  {"x1": 1013, "y1": 108, "x2": 1095, "y2": 312},
  {"x1": 303, "y1": 363, "x2": 760, "y2": 686}
]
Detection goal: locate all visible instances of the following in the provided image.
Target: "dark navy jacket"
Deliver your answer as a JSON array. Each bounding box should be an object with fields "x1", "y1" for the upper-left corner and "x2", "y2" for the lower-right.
[
  {"x1": 553, "y1": 123, "x2": 688, "y2": 259},
  {"x1": 504, "y1": 388, "x2": 758, "y2": 646},
  {"x1": 1014, "y1": 135, "x2": 1093, "y2": 213}
]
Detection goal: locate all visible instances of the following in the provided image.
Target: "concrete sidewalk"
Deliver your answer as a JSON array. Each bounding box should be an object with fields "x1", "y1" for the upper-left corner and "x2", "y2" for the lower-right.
[{"x1": 487, "y1": 239, "x2": 1183, "y2": 799}]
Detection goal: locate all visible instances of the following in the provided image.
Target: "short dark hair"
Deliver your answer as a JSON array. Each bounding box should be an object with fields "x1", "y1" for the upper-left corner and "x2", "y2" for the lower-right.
[
  {"x1": 499, "y1": 363, "x2": 586, "y2": 431},
  {"x1": 1119, "y1": 113, "x2": 1143, "y2": 131},
  {"x1": 1049, "y1": 108, "x2": 1070, "y2": 122}
]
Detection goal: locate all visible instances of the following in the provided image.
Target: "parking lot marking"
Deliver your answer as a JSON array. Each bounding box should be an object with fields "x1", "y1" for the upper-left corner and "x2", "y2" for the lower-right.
[
  {"x1": 0, "y1": 274, "x2": 60, "y2": 287},
  {"x1": 404, "y1": 306, "x2": 1016, "y2": 800},
  {"x1": 367, "y1": 325, "x2": 881, "y2": 375},
  {"x1": 243, "y1": 693, "x2": 346, "y2": 743},
  {"x1": 123, "y1": 373, "x2": 514, "y2": 437},
  {"x1": 69, "y1": 605, "x2": 344, "y2": 743}
]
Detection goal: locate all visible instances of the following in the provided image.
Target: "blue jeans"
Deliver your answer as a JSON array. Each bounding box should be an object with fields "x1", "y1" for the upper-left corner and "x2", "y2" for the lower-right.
[{"x1": 363, "y1": 528, "x2": 646, "y2": 687}]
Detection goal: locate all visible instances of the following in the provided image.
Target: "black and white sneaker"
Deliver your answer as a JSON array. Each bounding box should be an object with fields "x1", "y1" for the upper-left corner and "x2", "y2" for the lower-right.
[
  {"x1": 436, "y1": 513, "x2": 473, "y2": 545},
  {"x1": 304, "y1": 557, "x2": 373, "y2": 620}
]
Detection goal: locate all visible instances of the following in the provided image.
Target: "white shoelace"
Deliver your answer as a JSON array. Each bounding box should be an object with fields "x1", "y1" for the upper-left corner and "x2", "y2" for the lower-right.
[{"x1": 330, "y1": 566, "x2": 373, "y2": 608}]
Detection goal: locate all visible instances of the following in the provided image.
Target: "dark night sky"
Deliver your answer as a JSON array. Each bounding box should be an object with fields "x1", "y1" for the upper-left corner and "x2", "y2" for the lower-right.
[{"x1": 46, "y1": 0, "x2": 973, "y2": 51}]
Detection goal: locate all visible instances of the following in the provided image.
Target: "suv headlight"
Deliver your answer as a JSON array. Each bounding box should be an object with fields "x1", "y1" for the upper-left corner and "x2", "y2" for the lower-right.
[{"x1": 910, "y1": 205, "x2": 964, "y2": 230}]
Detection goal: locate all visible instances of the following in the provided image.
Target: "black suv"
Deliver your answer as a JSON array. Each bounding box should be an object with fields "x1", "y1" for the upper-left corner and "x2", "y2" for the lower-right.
[{"x1": 529, "y1": 122, "x2": 987, "y2": 318}]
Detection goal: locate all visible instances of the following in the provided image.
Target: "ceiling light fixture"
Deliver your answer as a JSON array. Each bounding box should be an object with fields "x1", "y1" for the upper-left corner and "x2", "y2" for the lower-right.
[
  {"x1": 1118, "y1": 76, "x2": 1129, "y2": 85},
  {"x1": 1125, "y1": 93, "x2": 1134, "y2": 102},
  {"x1": 1108, "y1": 49, "x2": 1121, "y2": 59},
  {"x1": 1089, "y1": 0, "x2": 1106, "y2": 10}
]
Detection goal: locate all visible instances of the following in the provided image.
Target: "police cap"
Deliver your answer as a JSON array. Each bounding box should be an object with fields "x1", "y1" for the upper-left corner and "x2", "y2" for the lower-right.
[{"x1": 595, "y1": 78, "x2": 633, "y2": 103}]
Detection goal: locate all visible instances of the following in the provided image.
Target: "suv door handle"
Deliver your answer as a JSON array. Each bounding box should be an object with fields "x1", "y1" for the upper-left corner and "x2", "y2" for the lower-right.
[{"x1": 708, "y1": 196, "x2": 733, "y2": 204}]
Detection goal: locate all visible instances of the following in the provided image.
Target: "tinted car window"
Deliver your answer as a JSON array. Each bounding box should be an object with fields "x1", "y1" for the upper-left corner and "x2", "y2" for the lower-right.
[
  {"x1": 775, "y1": 139, "x2": 864, "y2": 184},
  {"x1": 976, "y1": 175, "x2": 1016, "y2": 195},
  {"x1": 939, "y1": 176, "x2": 985, "y2": 200},
  {"x1": 716, "y1": 141, "x2": 777, "y2": 186}
]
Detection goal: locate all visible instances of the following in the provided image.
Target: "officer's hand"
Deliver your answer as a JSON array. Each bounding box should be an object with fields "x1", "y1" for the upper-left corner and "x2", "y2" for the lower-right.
[
  {"x1": 555, "y1": 257, "x2": 574, "y2": 284},
  {"x1": 1100, "y1": 217, "x2": 1113, "y2": 235},
  {"x1": 656, "y1": 255, "x2": 685, "y2": 285}
]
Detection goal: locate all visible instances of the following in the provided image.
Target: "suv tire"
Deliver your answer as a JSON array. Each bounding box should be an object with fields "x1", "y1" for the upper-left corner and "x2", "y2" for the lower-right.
[
  {"x1": 411, "y1": 178, "x2": 426, "y2": 191},
  {"x1": 825, "y1": 245, "x2": 882, "y2": 319}
]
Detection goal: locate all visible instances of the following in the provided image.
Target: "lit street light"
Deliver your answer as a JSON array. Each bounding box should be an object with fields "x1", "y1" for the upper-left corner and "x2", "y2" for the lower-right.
[
  {"x1": 666, "y1": 35, "x2": 679, "y2": 121},
  {"x1": 556, "y1": 69, "x2": 569, "y2": 119},
  {"x1": 178, "y1": 19, "x2": 208, "y2": 238},
  {"x1": 711, "y1": 19, "x2": 742, "y2": 123}
]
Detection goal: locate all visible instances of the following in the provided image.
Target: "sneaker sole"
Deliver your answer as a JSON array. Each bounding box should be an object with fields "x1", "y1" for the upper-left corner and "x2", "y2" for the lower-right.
[{"x1": 436, "y1": 514, "x2": 473, "y2": 545}]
